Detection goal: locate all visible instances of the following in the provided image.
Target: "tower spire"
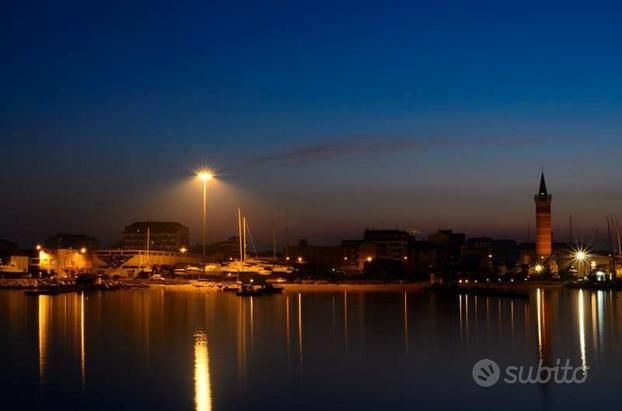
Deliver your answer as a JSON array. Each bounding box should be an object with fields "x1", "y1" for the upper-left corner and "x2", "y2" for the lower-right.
[{"x1": 539, "y1": 171, "x2": 548, "y2": 196}]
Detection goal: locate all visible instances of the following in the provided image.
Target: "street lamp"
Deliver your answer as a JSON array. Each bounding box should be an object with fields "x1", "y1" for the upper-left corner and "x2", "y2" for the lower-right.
[
  {"x1": 573, "y1": 247, "x2": 589, "y2": 278},
  {"x1": 197, "y1": 169, "x2": 214, "y2": 276}
]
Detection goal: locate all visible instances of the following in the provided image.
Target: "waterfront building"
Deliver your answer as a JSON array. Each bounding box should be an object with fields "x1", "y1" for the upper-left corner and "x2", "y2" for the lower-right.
[
  {"x1": 36, "y1": 248, "x2": 92, "y2": 278},
  {"x1": 461, "y1": 238, "x2": 519, "y2": 274},
  {"x1": 340, "y1": 229, "x2": 415, "y2": 273},
  {"x1": 340, "y1": 239, "x2": 377, "y2": 272},
  {"x1": 427, "y1": 229, "x2": 465, "y2": 275},
  {"x1": 287, "y1": 229, "x2": 415, "y2": 275},
  {"x1": 289, "y1": 240, "x2": 343, "y2": 269},
  {"x1": 121, "y1": 221, "x2": 189, "y2": 252},
  {"x1": 0, "y1": 240, "x2": 29, "y2": 277},
  {"x1": 428, "y1": 230, "x2": 465, "y2": 259},
  {"x1": 363, "y1": 229, "x2": 414, "y2": 260}
]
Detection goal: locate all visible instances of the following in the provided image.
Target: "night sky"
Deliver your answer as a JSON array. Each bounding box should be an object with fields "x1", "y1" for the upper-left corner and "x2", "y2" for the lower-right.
[{"x1": 3, "y1": 0, "x2": 622, "y2": 247}]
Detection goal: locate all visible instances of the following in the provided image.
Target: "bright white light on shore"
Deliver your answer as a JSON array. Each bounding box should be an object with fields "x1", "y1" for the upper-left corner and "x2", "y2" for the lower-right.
[{"x1": 575, "y1": 251, "x2": 586, "y2": 261}]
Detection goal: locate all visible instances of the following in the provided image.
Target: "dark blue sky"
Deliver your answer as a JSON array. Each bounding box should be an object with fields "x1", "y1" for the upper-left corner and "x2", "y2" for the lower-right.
[{"x1": 2, "y1": 0, "x2": 622, "y2": 246}]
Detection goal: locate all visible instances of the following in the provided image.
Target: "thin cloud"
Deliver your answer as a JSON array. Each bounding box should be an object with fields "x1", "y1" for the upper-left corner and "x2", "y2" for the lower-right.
[
  {"x1": 252, "y1": 143, "x2": 358, "y2": 163},
  {"x1": 251, "y1": 136, "x2": 546, "y2": 166}
]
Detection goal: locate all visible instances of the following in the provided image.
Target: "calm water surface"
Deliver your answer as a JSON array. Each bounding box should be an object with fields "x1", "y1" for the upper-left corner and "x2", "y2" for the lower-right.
[{"x1": 0, "y1": 287, "x2": 620, "y2": 410}]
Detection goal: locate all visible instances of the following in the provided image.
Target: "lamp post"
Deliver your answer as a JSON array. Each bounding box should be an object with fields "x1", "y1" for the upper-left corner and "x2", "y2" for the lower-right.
[{"x1": 197, "y1": 170, "x2": 213, "y2": 276}]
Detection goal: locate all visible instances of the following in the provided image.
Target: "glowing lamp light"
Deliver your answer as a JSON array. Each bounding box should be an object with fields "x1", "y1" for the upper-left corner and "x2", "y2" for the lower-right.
[
  {"x1": 180, "y1": 247, "x2": 188, "y2": 253},
  {"x1": 197, "y1": 170, "x2": 213, "y2": 181},
  {"x1": 366, "y1": 256, "x2": 373, "y2": 262},
  {"x1": 297, "y1": 257, "x2": 303, "y2": 263},
  {"x1": 535, "y1": 264, "x2": 543, "y2": 273},
  {"x1": 80, "y1": 247, "x2": 87, "y2": 254},
  {"x1": 36, "y1": 244, "x2": 42, "y2": 251}
]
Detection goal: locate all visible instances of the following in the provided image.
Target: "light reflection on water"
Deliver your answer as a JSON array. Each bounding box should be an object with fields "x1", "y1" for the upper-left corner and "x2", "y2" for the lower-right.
[
  {"x1": 37, "y1": 295, "x2": 51, "y2": 386},
  {"x1": 194, "y1": 331, "x2": 212, "y2": 411},
  {"x1": 578, "y1": 289, "x2": 587, "y2": 371},
  {"x1": 1, "y1": 287, "x2": 621, "y2": 410}
]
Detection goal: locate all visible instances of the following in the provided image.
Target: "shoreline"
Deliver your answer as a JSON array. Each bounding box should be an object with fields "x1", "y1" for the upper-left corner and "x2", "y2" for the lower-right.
[{"x1": 2, "y1": 278, "x2": 618, "y2": 295}]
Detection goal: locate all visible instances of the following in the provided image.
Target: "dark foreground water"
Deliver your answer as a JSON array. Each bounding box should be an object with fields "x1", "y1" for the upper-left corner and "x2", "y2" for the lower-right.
[{"x1": 0, "y1": 287, "x2": 620, "y2": 410}]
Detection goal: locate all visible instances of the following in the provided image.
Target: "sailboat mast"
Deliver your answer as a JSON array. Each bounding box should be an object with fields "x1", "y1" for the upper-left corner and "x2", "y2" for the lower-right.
[
  {"x1": 617, "y1": 219, "x2": 622, "y2": 259},
  {"x1": 285, "y1": 225, "x2": 289, "y2": 261},
  {"x1": 146, "y1": 227, "x2": 150, "y2": 268},
  {"x1": 607, "y1": 217, "x2": 615, "y2": 277},
  {"x1": 243, "y1": 217, "x2": 247, "y2": 261},
  {"x1": 237, "y1": 208, "x2": 243, "y2": 261},
  {"x1": 272, "y1": 220, "x2": 276, "y2": 261}
]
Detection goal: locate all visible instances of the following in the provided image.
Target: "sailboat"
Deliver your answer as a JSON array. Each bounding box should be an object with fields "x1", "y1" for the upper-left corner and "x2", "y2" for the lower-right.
[{"x1": 219, "y1": 209, "x2": 293, "y2": 276}]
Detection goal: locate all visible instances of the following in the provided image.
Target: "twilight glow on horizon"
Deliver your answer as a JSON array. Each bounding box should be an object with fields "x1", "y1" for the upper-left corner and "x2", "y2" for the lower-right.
[{"x1": 3, "y1": 0, "x2": 622, "y2": 246}]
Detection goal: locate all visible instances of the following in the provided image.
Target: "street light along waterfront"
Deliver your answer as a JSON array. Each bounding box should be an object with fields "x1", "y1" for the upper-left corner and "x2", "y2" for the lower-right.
[{"x1": 197, "y1": 169, "x2": 214, "y2": 275}]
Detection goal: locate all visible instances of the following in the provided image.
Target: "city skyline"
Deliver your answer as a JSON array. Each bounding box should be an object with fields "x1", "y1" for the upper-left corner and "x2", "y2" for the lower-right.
[{"x1": 1, "y1": 169, "x2": 620, "y2": 249}]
